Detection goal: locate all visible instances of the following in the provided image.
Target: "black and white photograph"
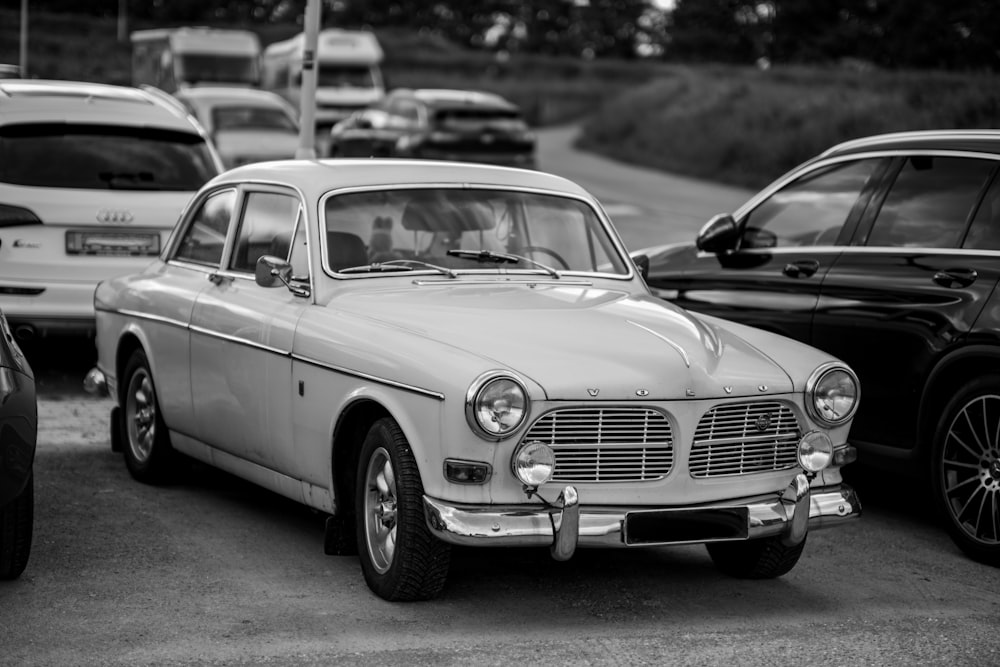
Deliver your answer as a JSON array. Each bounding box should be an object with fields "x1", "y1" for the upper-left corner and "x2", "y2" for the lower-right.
[{"x1": 1, "y1": 1, "x2": 999, "y2": 664}]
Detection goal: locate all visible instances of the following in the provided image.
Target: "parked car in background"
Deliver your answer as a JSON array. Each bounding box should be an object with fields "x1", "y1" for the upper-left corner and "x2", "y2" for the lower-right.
[
  {"x1": 85, "y1": 158, "x2": 860, "y2": 601},
  {"x1": 173, "y1": 87, "x2": 301, "y2": 168},
  {"x1": 637, "y1": 130, "x2": 1000, "y2": 567},
  {"x1": 328, "y1": 88, "x2": 536, "y2": 168},
  {"x1": 0, "y1": 79, "x2": 223, "y2": 341},
  {"x1": 0, "y1": 310, "x2": 37, "y2": 580}
]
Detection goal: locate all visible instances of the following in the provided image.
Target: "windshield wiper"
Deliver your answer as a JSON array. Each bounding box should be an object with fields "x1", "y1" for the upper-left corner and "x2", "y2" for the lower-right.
[
  {"x1": 339, "y1": 259, "x2": 457, "y2": 278},
  {"x1": 98, "y1": 171, "x2": 155, "y2": 190},
  {"x1": 447, "y1": 249, "x2": 561, "y2": 278},
  {"x1": 337, "y1": 263, "x2": 414, "y2": 274}
]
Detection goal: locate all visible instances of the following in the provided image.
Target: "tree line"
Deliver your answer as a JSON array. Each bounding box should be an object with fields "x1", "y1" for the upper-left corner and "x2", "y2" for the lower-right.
[{"x1": 8, "y1": 0, "x2": 999, "y2": 70}]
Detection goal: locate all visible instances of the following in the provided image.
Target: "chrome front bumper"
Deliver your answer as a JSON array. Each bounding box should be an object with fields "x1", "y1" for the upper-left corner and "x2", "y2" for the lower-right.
[{"x1": 423, "y1": 474, "x2": 860, "y2": 561}]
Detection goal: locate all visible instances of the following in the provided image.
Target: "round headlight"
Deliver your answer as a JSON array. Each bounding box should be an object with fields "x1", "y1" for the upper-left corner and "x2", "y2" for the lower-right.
[
  {"x1": 513, "y1": 441, "x2": 555, "y2": 487},
  {"x1": 798, "y1": 430, "x2": 834, "y2": 472},
  {"x1": 806, "y1": 363, "x2": 859, "y2": 425},
  {"x1": 466, "y1": 373, "x2": 528, "y2": 440}
]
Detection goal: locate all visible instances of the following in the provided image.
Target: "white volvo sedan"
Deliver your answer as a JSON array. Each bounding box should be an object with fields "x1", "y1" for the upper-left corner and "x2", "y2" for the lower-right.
[{"x1": 85, "y1": 159, "x2": 862, "y2": 601}]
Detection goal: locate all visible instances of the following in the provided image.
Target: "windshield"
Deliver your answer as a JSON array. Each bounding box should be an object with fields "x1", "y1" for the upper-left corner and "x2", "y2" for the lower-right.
[
  {"x1": 211, "y1": 106, "x2": 298, "y2": 133},
  {"x1": 316, "y1": 64, "x2": 376, "y2": 89},
  {"x1": 322, "y1": 187, "x2": 629, "y2": 276},
  {"x1": 434, "y1": 108, "x2": 527, "y2": 133},
  {"x1": 0, "y1": 124, "x2": 218, "y2": 190},
  {"x1": 176, "y1": 54, "x2": 259, "y2": 85}
]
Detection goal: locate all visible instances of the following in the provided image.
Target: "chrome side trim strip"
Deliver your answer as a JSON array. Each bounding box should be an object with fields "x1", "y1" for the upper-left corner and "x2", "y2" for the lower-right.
[
  {"x1": 188, "y1": 324, "x2": 290, "y2": 356},
  {"x1": 293, "y1": 354, "x2": 446, "y2": 401},
  {"x1": 411, "y1": 278, "x2": 595, "y2": 286},
  {"x1": 102, "y1": 307, "x2": 445, "y2": 400}
]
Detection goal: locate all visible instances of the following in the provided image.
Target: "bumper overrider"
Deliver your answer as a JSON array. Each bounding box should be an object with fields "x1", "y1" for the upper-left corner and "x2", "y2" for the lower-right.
[{"x1": 423, "y1": 474, "x2": 860, "y2": 561}]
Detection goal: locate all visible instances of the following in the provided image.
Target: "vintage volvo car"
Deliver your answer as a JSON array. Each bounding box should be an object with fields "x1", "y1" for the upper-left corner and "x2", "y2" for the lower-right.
[{"x1": 84, "y1": 159, "x2": 861, "y2": 600}]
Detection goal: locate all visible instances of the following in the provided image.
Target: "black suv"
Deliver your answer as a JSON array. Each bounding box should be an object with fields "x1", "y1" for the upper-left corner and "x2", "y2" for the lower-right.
[
  {"x1": 327, "y1": 88, "x2": 536, "y2": 168},
  {"x1": 639, "y1": 130, "x2": 1000, "y2": 566}
]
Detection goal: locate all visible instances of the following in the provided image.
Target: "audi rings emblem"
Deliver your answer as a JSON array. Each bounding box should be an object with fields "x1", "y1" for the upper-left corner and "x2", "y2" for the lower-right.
[{"x1": 96, "y1": 209, "x2": 134, "y2": 224}]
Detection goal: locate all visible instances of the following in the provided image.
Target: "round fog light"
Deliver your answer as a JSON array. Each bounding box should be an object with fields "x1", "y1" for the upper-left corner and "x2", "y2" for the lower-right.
[
  {"x1": 513, "y1": 441, "x2": 555, "y2": 487},
  {"x1": 798, "y1": 431, "x2": 834, "y2": 472}
]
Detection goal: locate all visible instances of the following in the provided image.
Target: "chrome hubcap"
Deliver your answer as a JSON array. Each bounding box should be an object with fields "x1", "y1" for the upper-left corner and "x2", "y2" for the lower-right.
[
  {"x1": 942, "y1": 394, "x2": 1000, "y2": 545},
  {"x1": 363, "y1": 447, "x2": 397, "y2": 574},
  {"x1": 126, "y1": 369, "x2": 156, "y2": 463}
]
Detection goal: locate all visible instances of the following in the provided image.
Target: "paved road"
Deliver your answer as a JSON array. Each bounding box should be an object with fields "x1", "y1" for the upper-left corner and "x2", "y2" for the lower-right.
[{"x1": 4, "y1": 131, "x2": 1000, "y2": 665}]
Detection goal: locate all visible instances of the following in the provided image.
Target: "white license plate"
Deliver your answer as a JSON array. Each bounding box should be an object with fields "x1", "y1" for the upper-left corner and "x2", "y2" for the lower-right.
[{"x1": 66, "y1": 231, "x2": 160, "y2": 256}]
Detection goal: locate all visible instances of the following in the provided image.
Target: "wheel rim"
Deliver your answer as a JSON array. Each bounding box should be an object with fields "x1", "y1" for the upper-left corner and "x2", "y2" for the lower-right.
[
  {"x1": 363, "y1": 446, "x2": 398, "y2": 574},
  {"x1": 125, "y1": 368, "x2": 157, "y2": 464},
  {"x1": 941, "y1": 394, "x2": 1000, "y2": 546}
]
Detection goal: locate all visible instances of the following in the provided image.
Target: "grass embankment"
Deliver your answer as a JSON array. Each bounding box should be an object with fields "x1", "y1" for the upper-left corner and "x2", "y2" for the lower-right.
[{"x1": 577, "y1": 65, "x2": 1000, "y2": 188}]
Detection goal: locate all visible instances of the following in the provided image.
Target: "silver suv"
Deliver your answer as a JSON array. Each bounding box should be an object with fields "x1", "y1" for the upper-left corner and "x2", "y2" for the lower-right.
[{"x1": 0, "y1": 79, "x2": 222, "y2": 339}]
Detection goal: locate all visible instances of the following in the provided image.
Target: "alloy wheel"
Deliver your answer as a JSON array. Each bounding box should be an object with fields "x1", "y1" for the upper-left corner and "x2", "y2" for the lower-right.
[
  {"x1": 940, "y1": 394, "x2": 1000, "y2": 546},
  {"x1": 363, "y1": 446, "x2": 397, "y2": 574},
  {"x1": 126, "y1": 369, "x2": 157, "y2": 464}
]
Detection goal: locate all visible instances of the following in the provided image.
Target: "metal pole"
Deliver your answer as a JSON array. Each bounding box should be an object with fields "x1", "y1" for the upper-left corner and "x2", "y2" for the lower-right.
[
  {"x1": 295, "y1": 0, "x2": 320, "y2": 159},
  {"x1": 19, "y1": 0, "x2": 28, "y2": 78},
  {"x1": 118, "y1": 0, "x2": 128, "y2": 42}
]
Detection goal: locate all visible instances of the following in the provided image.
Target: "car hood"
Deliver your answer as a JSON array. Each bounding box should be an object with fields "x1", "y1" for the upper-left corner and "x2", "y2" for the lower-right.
[{"x1": 330, "y1": 282, "x2": 794, "y2": 400}]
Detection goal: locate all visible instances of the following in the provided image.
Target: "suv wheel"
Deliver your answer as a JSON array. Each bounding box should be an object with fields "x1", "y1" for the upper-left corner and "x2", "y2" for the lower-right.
[{"x1": 931, "y1": 376, "x2": 1000, "y2": 566}]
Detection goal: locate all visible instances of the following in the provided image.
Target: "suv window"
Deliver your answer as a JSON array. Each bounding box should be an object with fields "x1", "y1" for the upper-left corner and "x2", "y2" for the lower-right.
[
  {"x1": 965, "y1": 173, "x2": 1000, "y2": 250},
  {"x1": 174, "y1": 189, "x2": 236, "y2": 266},
  {"x1": 865, "y1": 156, "x2": 996, "y2": 249},
  {"x1": 230, "y1": 191, "x2": 301, "y2": 273},
  {"x1": 0, "y1": 123, "x2": 217, "y2": 191},
  {"x1": 741, "y1": 159, "x2": 880, "y2": 249}
]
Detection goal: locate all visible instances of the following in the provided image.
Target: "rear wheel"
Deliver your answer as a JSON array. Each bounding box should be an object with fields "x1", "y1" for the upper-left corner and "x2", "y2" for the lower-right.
[
  {"x1": 706, "y1": 535, "x2": 806, "y2": 579},
  {"x1": 0, "y1": 471, "x2": 33, "y2": 580},
  {"x1": 121, "y1": 349, "x2": 175, "y2": 484},
  {"x1": 931, "y1": 377, "x2": 1000, "y2": 566},
  {"x1": 355, "y1": 417, "x2": 450, "y2": 601}
]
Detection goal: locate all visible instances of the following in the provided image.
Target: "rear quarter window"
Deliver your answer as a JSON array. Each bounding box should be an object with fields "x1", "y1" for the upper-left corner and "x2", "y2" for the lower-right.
[{"x1": 0, "y1": 123, "x2": 218, "y2": 191}]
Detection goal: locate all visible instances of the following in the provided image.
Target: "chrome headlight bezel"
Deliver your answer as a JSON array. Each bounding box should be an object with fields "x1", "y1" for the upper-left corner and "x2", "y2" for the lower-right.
[
  {"x1": 465, "y1": 371, "x2": 530, "y2": 441},
  {"x1": 805, "y1": 362, "x2": 860, "y2": 426}
]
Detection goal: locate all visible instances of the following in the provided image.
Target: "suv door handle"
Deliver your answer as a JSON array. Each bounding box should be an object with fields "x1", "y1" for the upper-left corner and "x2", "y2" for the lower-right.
[
  {"x1": 933, "y1": 268, "x2": 978, "y2": 288},
  {"x1": 782, "y1": 260, "x2": 820, "y2": 278}
]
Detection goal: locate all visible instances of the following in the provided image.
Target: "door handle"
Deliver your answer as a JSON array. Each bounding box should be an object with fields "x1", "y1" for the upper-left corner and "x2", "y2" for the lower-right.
[
  {"x1": 782, "y1": 260, "x2": 820, "y2": 278},
  {"x1": 207, "y1": 272, "x2": 233, "y2": 286},
  {"x1": 932, "y1": 268, "x2": 978, "y2": 288}
]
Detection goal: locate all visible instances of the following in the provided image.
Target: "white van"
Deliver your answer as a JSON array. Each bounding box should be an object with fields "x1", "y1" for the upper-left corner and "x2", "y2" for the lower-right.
[
  {"x1": 261, "y1": 29, "x2": 385, "y2": 153},
  {"x1": 130, "y1": 27, "x2": 261, "y2": 93}
]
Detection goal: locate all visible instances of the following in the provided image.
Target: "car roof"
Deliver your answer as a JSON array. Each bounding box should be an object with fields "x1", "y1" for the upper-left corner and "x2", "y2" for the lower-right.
[
  {"x1": 394, "y1": 88, "x2": 519, "y2": 111},
  {"x1": 173, "y1": 86, "x2": 291, "y2": 108},
  {"x1": 209, "y1": 159, "x2": 590, "y2": 199},
  {"x1": 821, "y1": 130, "x2": 1000, "y2": 158},
  {"x1": 0, "y1": 79, "x2": 200, "y2": 132}
]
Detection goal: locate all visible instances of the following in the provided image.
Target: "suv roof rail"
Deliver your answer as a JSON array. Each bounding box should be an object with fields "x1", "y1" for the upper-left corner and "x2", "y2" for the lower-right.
[{"x1": 138, "y1": 84, "x2": 188, "y2": 117}]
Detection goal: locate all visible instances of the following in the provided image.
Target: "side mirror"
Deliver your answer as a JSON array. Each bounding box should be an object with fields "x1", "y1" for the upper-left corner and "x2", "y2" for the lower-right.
[
  {"x1": 255, "y1": 254, "x2": 292, "y2": 288},
  {"x1": 696, "y1": 214, "x2": 740, "y2": 254},
  {"x1": 631, "y1": 253, "x2": 650, "y2": 281}
]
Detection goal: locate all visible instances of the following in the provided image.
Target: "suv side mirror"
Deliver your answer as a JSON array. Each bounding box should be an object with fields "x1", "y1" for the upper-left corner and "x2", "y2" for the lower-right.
[
  {"x1": 696, "y1": 214, "x2": 740, "y2": 254},
  {"x1": 631, "y1": 253, "x2": 650, "y2": 281}
]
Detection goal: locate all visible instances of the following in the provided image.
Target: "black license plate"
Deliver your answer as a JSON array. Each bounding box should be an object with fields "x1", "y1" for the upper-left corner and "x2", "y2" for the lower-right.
[
  {"x1": 66, "y1": 230, "x2": 160, "y2": 256},
  {"x1": 623, "y1": 507, "x2": 750, "y2": 545}
]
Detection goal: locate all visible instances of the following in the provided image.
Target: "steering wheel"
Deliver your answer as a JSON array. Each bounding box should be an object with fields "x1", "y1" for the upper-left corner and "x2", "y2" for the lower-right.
[{"x1": 521, "y1": 245, "x2": 570, "y2": 270}]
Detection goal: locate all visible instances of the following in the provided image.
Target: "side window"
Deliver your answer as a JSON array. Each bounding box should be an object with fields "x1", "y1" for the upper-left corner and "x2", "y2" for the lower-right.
[
  {"x1": 965, "y1": 172, "x2": 1000, "y2": 250},
  {"x1": 741, "y1": 159, "x2": 879, "y2": 249},
  {"x1": 288, "y1": 206, "x2": 310, "y2": 277},
  {"x1": 173, "y1": 189, "x2": 236, "y2": 266},
  {"x1": 229, "y1": 191, "x2": 301, "y2": 273},
  {"x1": 866, "y1": 156, "x2": 995, "y2": 249}
]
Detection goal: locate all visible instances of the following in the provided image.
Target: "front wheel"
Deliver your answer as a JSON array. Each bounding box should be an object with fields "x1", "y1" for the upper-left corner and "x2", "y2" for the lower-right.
[
  {"x1": 930, "y1": 377, "x2": 1000, "y2": 566},
  {"x1": 0, "y1": 471, "x2": 33, "y2": 580},
  {"x1": 121, "y1": 349, "x2": 175, "y2": 484},
  {"x1": 355, "y1": 417, "x2": 450, "y2": 601},
  {"x1": 706, "y1": 536, "x2": 806, "y2": 579}
]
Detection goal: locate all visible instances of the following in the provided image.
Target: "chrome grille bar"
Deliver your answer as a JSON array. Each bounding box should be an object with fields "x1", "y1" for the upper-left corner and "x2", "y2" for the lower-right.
[
  {"x1": 690, "y1": 402, "x2": 800, "y2": 478},
  {"x1": 523, "y1": 407, "x2": 673, "y2": 482}
]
